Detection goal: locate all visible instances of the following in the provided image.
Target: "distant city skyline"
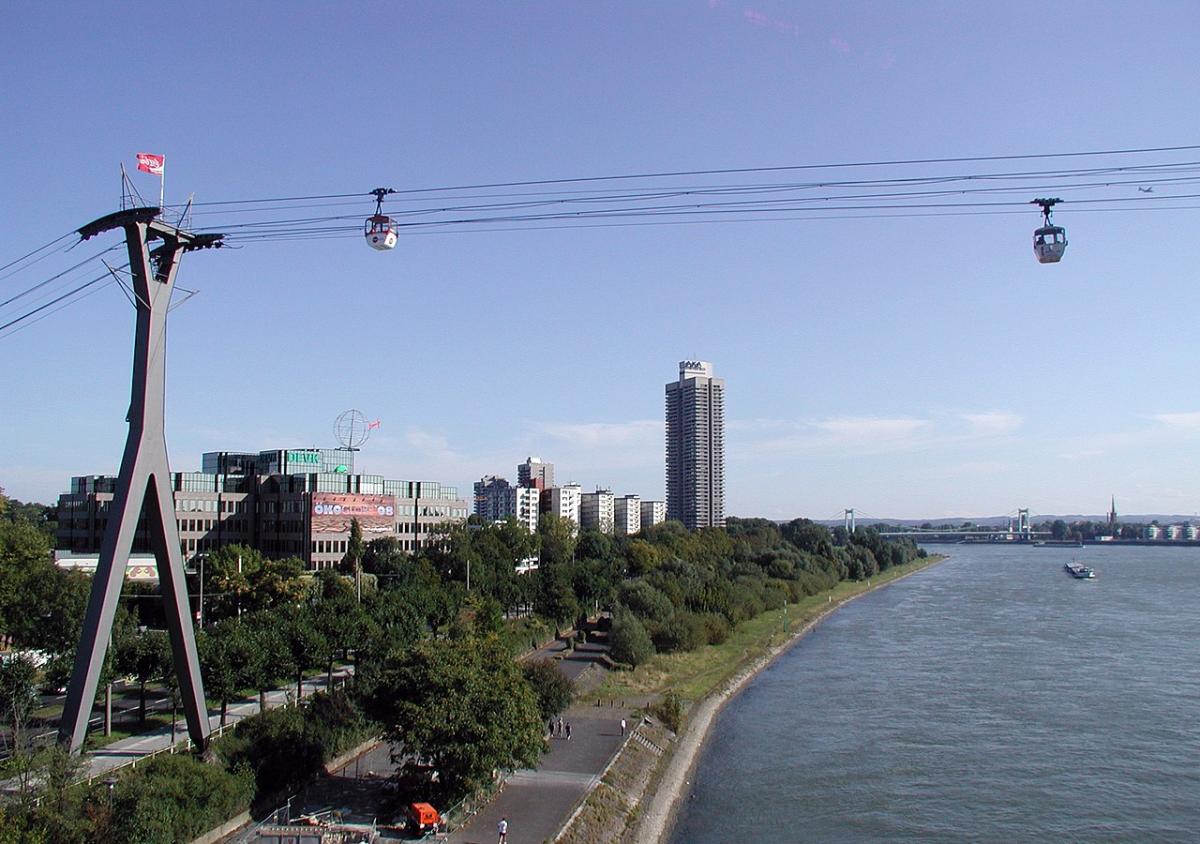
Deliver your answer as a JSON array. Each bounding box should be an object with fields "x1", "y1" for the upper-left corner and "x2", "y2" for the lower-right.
[{"x1": 3, "y1": 4, "x2": 1199, "y2": 519}]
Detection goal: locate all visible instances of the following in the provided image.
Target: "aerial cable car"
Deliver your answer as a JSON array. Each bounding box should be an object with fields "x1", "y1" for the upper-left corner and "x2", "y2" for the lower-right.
[
  {"x1": 365, "y1": 187, "x2": 398, "y2": 251},
  {"x1": 1031, "y1": 197, "x2": 1066, "y2": 264}
]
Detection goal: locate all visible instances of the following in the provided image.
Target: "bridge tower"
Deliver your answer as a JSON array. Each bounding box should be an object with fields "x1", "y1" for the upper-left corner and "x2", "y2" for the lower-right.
[
  {"x1": 1017, "y1": 508, "x2": 1031, "y2": 540},
  {"x1": 844, "y1": 508, "x2": 856, "y2": 534}
]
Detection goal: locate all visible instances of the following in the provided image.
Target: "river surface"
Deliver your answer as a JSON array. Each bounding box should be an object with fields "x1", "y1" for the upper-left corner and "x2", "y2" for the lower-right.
[{"x1": 670, "y1": 545, "x2": 1200, "y2": 843}]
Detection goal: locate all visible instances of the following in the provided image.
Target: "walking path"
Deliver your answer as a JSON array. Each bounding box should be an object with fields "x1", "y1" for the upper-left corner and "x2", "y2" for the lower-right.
[
  {"x1": 0, "y1": 668, "x2": 353, "y2": 794},
  {"x1": 446, "y1": 704, "x2": 633, "y2": 844},
  {"x1": 81, "y1": 669, "x2": 352, "y2": 779}
]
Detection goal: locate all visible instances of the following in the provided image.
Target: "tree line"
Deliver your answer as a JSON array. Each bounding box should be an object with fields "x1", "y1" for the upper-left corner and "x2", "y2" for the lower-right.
[{"x1": 0, "y1": 487, "x2": 921, "y2": 842}]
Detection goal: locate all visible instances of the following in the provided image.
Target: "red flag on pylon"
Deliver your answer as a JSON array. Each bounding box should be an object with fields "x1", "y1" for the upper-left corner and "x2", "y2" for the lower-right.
[{"x1": 136, "y1": 153, "x2": 165, "y2": 176}]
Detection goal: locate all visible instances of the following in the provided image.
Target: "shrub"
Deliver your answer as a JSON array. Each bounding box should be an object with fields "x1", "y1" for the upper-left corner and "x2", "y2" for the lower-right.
[
  {"x1": 617, "y1": 580, "x2": 674, "y2": 623},
  {"x1": 762, "y1": 582, "x2": 788, "y2": 611},
  {"x1": 609, "y1": 610, "x2": 655, "y2": 667},
  {"x1": 649, "y1": 612, "x2": 707, "y2": 654},
  {"x1": 111, "y1": 752, "x2": 254, "y2": 844},
  {"x1": 699, "y1": 612, "x2": 730, "y2": 645},
  {"x1": 651, "y1": 691, "x2": 683, "y2": 734},
  {"x1": 220, "y1": 690, "x2": 370, "y2": 796}
]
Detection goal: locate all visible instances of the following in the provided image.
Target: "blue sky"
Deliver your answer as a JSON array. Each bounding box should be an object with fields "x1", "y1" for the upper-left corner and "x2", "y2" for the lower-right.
[{"x1": 2, "y1": 1, "x2": 1199, "y2": 520}]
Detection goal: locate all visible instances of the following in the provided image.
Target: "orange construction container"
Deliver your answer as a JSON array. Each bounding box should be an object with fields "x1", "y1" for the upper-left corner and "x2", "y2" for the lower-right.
[{"x1": 408, "y1": 802, "x2": 441, "y2": 834}]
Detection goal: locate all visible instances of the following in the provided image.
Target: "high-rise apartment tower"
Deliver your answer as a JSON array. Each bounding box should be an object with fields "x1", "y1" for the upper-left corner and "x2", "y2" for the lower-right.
[
  {"x1": 665, "y1": 360, "x2": 725, "y2": 530},
  {"x1": 518, "y1": 456, "x2": 554, "y2": 490}
]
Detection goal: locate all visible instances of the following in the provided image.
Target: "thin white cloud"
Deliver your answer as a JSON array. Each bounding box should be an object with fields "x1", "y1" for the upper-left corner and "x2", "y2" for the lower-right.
[
  {"x1": 537, "y1": 420, "x2": 662, "y2": 449},
  {"x1": 962, "y1": 411, "x2": 1023, "y2": 437},
  {"x1": 1151, "y1": 412, "x2": 1200, "y2": 431},
  {"x1": 1060, "y1": 410, "x2": 1200, "y2": 460},
  {"x1": 812, "y1": 416, "x2": 929, "y2": 442}
]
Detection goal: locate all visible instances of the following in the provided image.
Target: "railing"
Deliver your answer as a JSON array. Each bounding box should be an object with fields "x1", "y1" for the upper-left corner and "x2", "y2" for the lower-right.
[{"x1": 440, "y1": 770, "x2": 512, "y2": 832}]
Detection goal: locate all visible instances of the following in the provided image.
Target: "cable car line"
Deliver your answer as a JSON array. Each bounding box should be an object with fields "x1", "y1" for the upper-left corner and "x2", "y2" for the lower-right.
[
  {"x1": 195, "y1": 176, "x2": 1200, "y2": 242},
  {"x1": 151, "y1": 143, "x2": 1200, "y2": 211},
  {"x1": 0, "y1": 244, "x2": 122, "y2": 309},
  {"x1": 5, "y1": 144, "x2": 1200, "y2": 325},
  {"x1": 0, "y1": 271, "x2": 114, "y2": 334},
  {"x1": 207, "y1": 189, "x2": 1200, "y2": 246},
  {"x1": 182, "y1": 162, "x2": 1200, "y2": 238},
  {"x1": 353, "y1": 143, "x2": 1200, "y2": 197},
  {"x1": 0, "y1": 231, "x2": 76, "y2": 277},
  {"x1": 165, "y1": 159, "x2": 1200, "y2": 221}
]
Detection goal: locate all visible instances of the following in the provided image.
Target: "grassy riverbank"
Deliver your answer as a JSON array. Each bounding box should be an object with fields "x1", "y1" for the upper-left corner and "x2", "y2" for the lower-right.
[{"x1": 597, "y1": 553, "x2": 946, "y2": 706}]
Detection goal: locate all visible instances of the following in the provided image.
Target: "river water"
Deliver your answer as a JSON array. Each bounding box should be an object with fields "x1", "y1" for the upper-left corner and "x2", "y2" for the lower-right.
[{"x1": 670, "y1": 545, "x2": 1200, "y2": 843}]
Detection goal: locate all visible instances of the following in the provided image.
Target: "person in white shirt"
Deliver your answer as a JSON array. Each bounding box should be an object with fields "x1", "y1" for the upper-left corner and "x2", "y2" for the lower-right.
[{"x1": 497, "y1": 816, "x2": 508, "y2": 843}]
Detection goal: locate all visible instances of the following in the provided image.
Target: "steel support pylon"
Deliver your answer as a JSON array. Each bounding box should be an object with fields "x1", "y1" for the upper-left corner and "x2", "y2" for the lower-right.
[{"x1": 59, "y1": 208, "x2": 220, "y2": 754}]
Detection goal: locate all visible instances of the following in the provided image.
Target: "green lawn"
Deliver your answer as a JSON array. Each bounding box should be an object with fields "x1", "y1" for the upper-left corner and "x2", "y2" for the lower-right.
[{"x1": 596, "y1": 555, "x2": 945, "y2": 704}]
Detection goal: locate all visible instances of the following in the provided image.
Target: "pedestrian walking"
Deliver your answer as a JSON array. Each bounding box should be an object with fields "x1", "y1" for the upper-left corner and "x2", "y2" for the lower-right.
[
  {"x1": 565, "y1": 721, "x2": 572, "y2": 740},
  {"x1": 620, "y1": 718, "x2": 626, "y2": 736},
  {"x1": 497, "y1": 816, "x2": 508, "y2": 843},
  {"x1": 557, "y1": 716, "x2": 564, "y2": 736},
  {"x1": 548, "y1": 718, "x2": 555, "y2": 737}
]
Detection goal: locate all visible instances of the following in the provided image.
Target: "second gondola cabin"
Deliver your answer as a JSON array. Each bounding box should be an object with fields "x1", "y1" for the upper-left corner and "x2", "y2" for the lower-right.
[
  {"x1": 1033, "y1": 224, "x2": 1066, "y2": 263},
  {"x1": 1031, "y1": 197, "x2": 1066, "y2": 264},
  {"x1": 365, "y1": 214, "x2": 397, "y2": 251}
]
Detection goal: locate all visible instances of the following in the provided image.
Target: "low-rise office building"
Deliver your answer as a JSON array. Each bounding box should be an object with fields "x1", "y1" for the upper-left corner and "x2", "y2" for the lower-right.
[{"x1": 56, "y1": 447, "x2": 467, "y2": 571}]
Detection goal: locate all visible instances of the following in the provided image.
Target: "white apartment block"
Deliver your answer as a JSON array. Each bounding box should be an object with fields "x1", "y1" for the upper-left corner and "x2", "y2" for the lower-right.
[
  {"x1": 580, "y1": 488, "x2": 615, "y2": 535},
  {"x1": 512, "y1": 486, "x2": 540, "y2": 535},
  {"x1": 640, "y1": 500, "x2": 666, "y2": 529},
  {"x1": 614, "y1": 494, "x2": 642, "y2": 536},
  {"x1": 542, "y1": 483, "x2": 582, "y2": 534}
]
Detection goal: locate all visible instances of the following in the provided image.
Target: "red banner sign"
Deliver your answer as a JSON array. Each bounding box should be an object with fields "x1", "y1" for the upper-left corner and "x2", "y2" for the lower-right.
[{"x1": 311, "y1": 493, "x2": 395, "y2": 534}]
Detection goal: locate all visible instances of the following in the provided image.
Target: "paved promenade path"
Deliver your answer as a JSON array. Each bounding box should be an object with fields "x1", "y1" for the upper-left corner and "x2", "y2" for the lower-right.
[
  {"x1": 443, "y1": 631, "x2": 641, "y2": 844},
  {"x1": 447, "y1": 704, "x2": 632, "y2": 844}
]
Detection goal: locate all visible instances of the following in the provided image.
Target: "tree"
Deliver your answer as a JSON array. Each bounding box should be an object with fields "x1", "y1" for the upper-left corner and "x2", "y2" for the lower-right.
[
  {"x1": 575, "y1": 529, "x2": 614, "y2": 564},
  {"x1": 310, "y1": 583, "x2": 366, "y2": 691},
  {"x1": 1051, "y1": 519, "x2": 1068, "y2": 540},
  {"x1": 242, "y1": 614, "x2": 288, "y2": 712},
  {"x1": 342, "y1": 517, "x2": 364, "y2": 578},
  {"x1": 0, "y1": 654, "x2": 39, "y2": 760},
  {"x1": 199, "y1": 545, "x2": 260, "y2": 623},
  {"x1": 522, "y1": 659, "x2": 574, "y2": 720},
  {"x1": 617, "y1": 579, "x2": 674, "y2": 623},
  {"x1": 280, "y1": 609, "x2": 327, "y2": 700},
  {"x1": 534, "y1": 568, "x2": 579, "y2": 625},
  {"x1": 625, "y1": 539, "x2": 662, "y2": 577},
  {"x1": 368, "y1": 636, "x2": 544, "y2": 801},
  {"x1": 199, "y1": 620, "x2": 262, "y2": 726},
  {"x1": 115, "y1": 629, "x2": 171, "y2": 725},
  {"x1": 537, "y1": 514, "x2": 577, "y2": 567}
]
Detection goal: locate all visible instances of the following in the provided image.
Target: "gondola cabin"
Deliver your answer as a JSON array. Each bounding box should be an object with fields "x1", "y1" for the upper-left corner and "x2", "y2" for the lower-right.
[
  {"x1": 1033, "y1": 225, "x2": 1066, "y2": 264},
  {"x1": 365, "y1": 214, "x2": 398, "y2": 251}
]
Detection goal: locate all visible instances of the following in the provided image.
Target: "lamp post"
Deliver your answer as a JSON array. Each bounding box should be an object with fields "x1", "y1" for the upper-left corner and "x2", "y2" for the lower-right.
[{"x1": 104, "y1": 775, "x2": 117, "y2": 809}]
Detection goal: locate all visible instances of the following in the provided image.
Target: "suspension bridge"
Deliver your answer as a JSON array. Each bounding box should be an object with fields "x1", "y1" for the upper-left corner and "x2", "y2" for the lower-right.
[{"x1": 833, "y1": 508, "x2": 1054, "y2": 543}]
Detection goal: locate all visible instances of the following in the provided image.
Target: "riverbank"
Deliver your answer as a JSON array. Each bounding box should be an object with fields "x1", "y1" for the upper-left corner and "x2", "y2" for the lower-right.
[{"x1": 630, "y1": 553, "x2": 947, "y2": 844}]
